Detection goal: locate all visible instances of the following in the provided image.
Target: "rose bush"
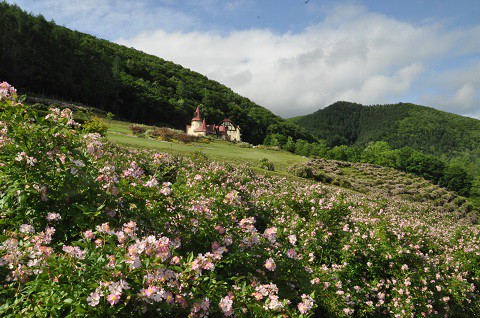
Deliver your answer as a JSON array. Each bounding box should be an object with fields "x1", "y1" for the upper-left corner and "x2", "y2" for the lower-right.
[{"x1": 1, "y1": 82, "x2": 479, "y2": 317}]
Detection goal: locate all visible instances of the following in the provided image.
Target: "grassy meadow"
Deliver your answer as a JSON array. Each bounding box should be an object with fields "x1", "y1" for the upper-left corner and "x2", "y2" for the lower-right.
[{"x1": 106, "y1": 119, "x2": 308, "y2": 175}]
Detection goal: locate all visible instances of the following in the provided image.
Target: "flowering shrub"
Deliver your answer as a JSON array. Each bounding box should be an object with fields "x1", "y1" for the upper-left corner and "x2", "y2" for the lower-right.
[
  {"x1": 259, "y1": 157, "x2": 275, "y2": 171},
  {"x1": 148, "y1": 127, "x2": 200, "y2": 143},
  {"x1": 130, "y1": 124, "x2": 147, "y2": 135},
  {"x1": 82, "y1": 116, "x2": 109, "y2": 136},
  {"x1": 0, "y1": 81, "x2": 18, "y2": 100},
  {"x1": 1, "y1": 82, "x2": 480, "y2": 317}
]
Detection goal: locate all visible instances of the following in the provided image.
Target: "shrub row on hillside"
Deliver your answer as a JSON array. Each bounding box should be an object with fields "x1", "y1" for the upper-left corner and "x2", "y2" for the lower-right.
[
  {"x1": 130, "y1": 125, "x2": 201, "y2": 143},
  {"x1": 265, "y1": 133, "x2": 475, "y2": 197}
]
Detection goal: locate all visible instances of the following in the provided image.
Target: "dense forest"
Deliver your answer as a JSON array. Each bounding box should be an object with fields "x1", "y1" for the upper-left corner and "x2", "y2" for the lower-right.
[
  {"x1": 291, "y1": 101, "x2": 480, "y2": 154},
  {"x1": 0, "y1": 2, "x2": 314, "y2": 144}
]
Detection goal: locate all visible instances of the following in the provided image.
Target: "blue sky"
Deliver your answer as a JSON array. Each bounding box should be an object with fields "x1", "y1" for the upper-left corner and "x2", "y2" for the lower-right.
[{"x1": 6, "y1": 0, "x2": 480, "y2": 118}]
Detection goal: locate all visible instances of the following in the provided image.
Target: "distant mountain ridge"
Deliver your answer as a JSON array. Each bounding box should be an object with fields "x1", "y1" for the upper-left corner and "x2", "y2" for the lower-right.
[
  {"x1": 0, "y1": 2, "x2": 314, "y2": 144},
  {"x1": 291, "y1": 101, "x2": 480, "y2": 157}
]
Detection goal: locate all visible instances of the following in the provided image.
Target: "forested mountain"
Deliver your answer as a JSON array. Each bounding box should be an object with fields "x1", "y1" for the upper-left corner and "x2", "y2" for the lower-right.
[
  {"x1": 291, "y1": 101, "x2": 480, "y2": 157},
  {"x1": 0, "y1": 2, "x2": 314, "y2": 144}
]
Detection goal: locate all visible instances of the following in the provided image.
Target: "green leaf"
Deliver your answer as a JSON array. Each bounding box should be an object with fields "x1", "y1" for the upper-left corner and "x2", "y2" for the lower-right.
[{"x1": 18, "y1": 193, "x2": 28, "y2": 205}]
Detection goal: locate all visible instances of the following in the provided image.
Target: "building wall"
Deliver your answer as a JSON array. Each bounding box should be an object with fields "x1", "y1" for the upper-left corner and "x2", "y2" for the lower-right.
[
  {"x1": 187, "y1": 120, "x2": 205, "y2": 136},
  {"x1": 227, "y1": 129, "x2": 241, "y2": 142}
]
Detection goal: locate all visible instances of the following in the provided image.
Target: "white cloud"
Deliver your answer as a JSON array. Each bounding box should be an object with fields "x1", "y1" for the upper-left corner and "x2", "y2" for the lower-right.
[
  {"x1": 420, "y1": 61, "x2": 480, "y2": 118},
  {"x1": 118, "y1": 3, "x2": 480, "y2": 117},
  {"x1": 454, "y1": 83, "x2": 476, "y2": 106},
  {"x1": 224, "y1": 0, "x2": 248, "y2": 11},
  {"x1": 422, "y1": 82, "x2": 479, "y2": 116},
  {"x1": 335, "y1": 63, "x2": 425, "y2": 103},
  {"x1": 7, "y1": 0, "x2": 197, "y2": 38}
]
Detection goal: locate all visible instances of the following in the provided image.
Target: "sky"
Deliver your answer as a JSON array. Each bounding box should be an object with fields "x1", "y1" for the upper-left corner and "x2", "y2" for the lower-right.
[{"x1": 6, "y1": 0, "x2": 480, "y2": 119}]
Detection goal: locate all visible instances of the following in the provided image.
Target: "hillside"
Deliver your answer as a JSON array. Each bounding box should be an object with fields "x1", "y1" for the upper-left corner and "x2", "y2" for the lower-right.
[
  {"x1": 105, "y1": 117, "x2": 479, "y2": 223},
  {"x1": 0, "y1": 2, "x2": 314, "y2": 145},
  {"x1": 289, "y1": 102, "x2": 480, "y2": 200},
  {"x1": 290, "y1": 101, "x2": 480, "y2": 156},
  {"x1": 2, "y1": 83, "x2": 480, "y2": 317},
  {"x1": 289, "y1": 158, "x2": 478, "y2": 223}
]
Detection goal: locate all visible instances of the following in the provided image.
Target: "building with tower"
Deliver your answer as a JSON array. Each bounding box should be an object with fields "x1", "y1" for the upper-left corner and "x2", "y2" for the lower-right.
[{"x1": 186, "y1": 106, "x2": 241, "y2": 142}]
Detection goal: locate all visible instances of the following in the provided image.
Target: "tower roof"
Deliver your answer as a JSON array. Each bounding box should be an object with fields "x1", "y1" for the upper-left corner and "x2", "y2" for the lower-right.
[
  {"x1": 194, "y1": 119, "x2": 207, "y2": 132},
  {"x1": 192, "y1": 106, "x2": 202, "y2": 121}
]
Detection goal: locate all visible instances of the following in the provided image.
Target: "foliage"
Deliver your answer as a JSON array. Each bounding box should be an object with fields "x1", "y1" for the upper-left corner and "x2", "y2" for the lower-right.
[
  {"x1": 289, "y1": 158, "x2": 479, "y2": 222},
  {"x1": 265, "y1": 131, "x2": 476, "y2": 198},
  {"x1": 258, "y1": 158, "x2": 275, "y2": 171},
  {"x1": 83, "y1": 116, "x2": 109, "y2": 136},
  {"x1": 290, "y1": 101, "x2": 480, "y2": 198},
  {"x1": 440, "y1": 165, "x2": 474, "y2": 197},
  {"x1": 2, "y1": 83, "x2": 480, "y2": 317},
  {"x1": 130, "y1": 125, "x2": 147, "y2": 135},
  {"x1": 290, "y1": 101, "x2": 480, "y2": 155},
  {"x1": 148, "y1": 127, "x2": 199, "y2": 143},
  {"x1": 235, "y1": 141, "x2": 254, "y2": 148},
  {"x1": 356, "y1": 142, "x2": 473, "y2": 197}
]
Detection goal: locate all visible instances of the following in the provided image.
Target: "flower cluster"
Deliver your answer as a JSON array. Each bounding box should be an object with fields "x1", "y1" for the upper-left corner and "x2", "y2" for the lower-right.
[
  {"x1": 252, "y1": 283, "x2": 289, "y2": 311},
  {"x1": 0, "y1": 81, "x2": 17, "y2": 101},
  {"x1": 45, "y1": 107, "x2": 79, "y2": 127},
  {"x1": 0, "y1": 120, "x2": 10, "y2": 148},
  {"x1": 88, "y1": 279, "x2": 130, "y2": 306},
  {"x1": 297, "y1": 294, "x2": 315, "y2": 314},
  {"x1": 14, "y1": 151, "x2": 38, "y2": 166},
  {"x1": 0, "y1": 225, "x2": 54, "y2": 282},
  {"x1": 218, "y1": 295, "x2": 234, "y2": 316},
  {"x1": 83, "y1": 133, "x2": 104, "y2": 159},
  {"x1": 62, "y1": 245, "x2": 86, "y2": 260}
]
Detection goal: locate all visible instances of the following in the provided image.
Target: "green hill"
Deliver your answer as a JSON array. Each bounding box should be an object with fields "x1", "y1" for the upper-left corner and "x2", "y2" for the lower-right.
[
  {"x1": 0, "y1": 2, "x2": 314, "y2": 145},
  {"x1": 291, "y1": 101, "x2": 480, "y2": 156}
]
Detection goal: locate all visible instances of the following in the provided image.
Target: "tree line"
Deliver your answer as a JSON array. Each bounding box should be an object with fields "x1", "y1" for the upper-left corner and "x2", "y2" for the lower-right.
[{"x1": 291, "y1": 101, "x2": 480, "y2": 157}]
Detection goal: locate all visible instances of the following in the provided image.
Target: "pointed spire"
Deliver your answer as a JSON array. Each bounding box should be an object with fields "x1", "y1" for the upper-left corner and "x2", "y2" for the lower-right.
[
  {"x1": 200, "y1": 119, "x2": 207, "y2": 131},
  {"x1": 192, "y1": 106, "x2": 202, "y2": 121}
]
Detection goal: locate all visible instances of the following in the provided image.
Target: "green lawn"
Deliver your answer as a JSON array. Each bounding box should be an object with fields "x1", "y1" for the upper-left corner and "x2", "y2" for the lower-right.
[
  {"x1": 107, "y1": 120, "x2": 144, "y2": 134},
  {"x1": 106, "y1": 122, "x2": 308, "y2": 176}
]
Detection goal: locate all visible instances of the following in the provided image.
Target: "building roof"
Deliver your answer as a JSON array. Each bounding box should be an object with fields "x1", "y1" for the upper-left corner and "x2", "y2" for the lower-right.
[
  {"x1": 194, "y1": 119, "x2": 207, "y2": 132},
  {"x1": 219, "y1": 118, "x2": 240, "y2": 131},
  {"x1": 193, "y1": 119, "x2": 216, "y2": 133},
  {"x1": 192, "y1": 106, "x2": 202, "y2": 121}
]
